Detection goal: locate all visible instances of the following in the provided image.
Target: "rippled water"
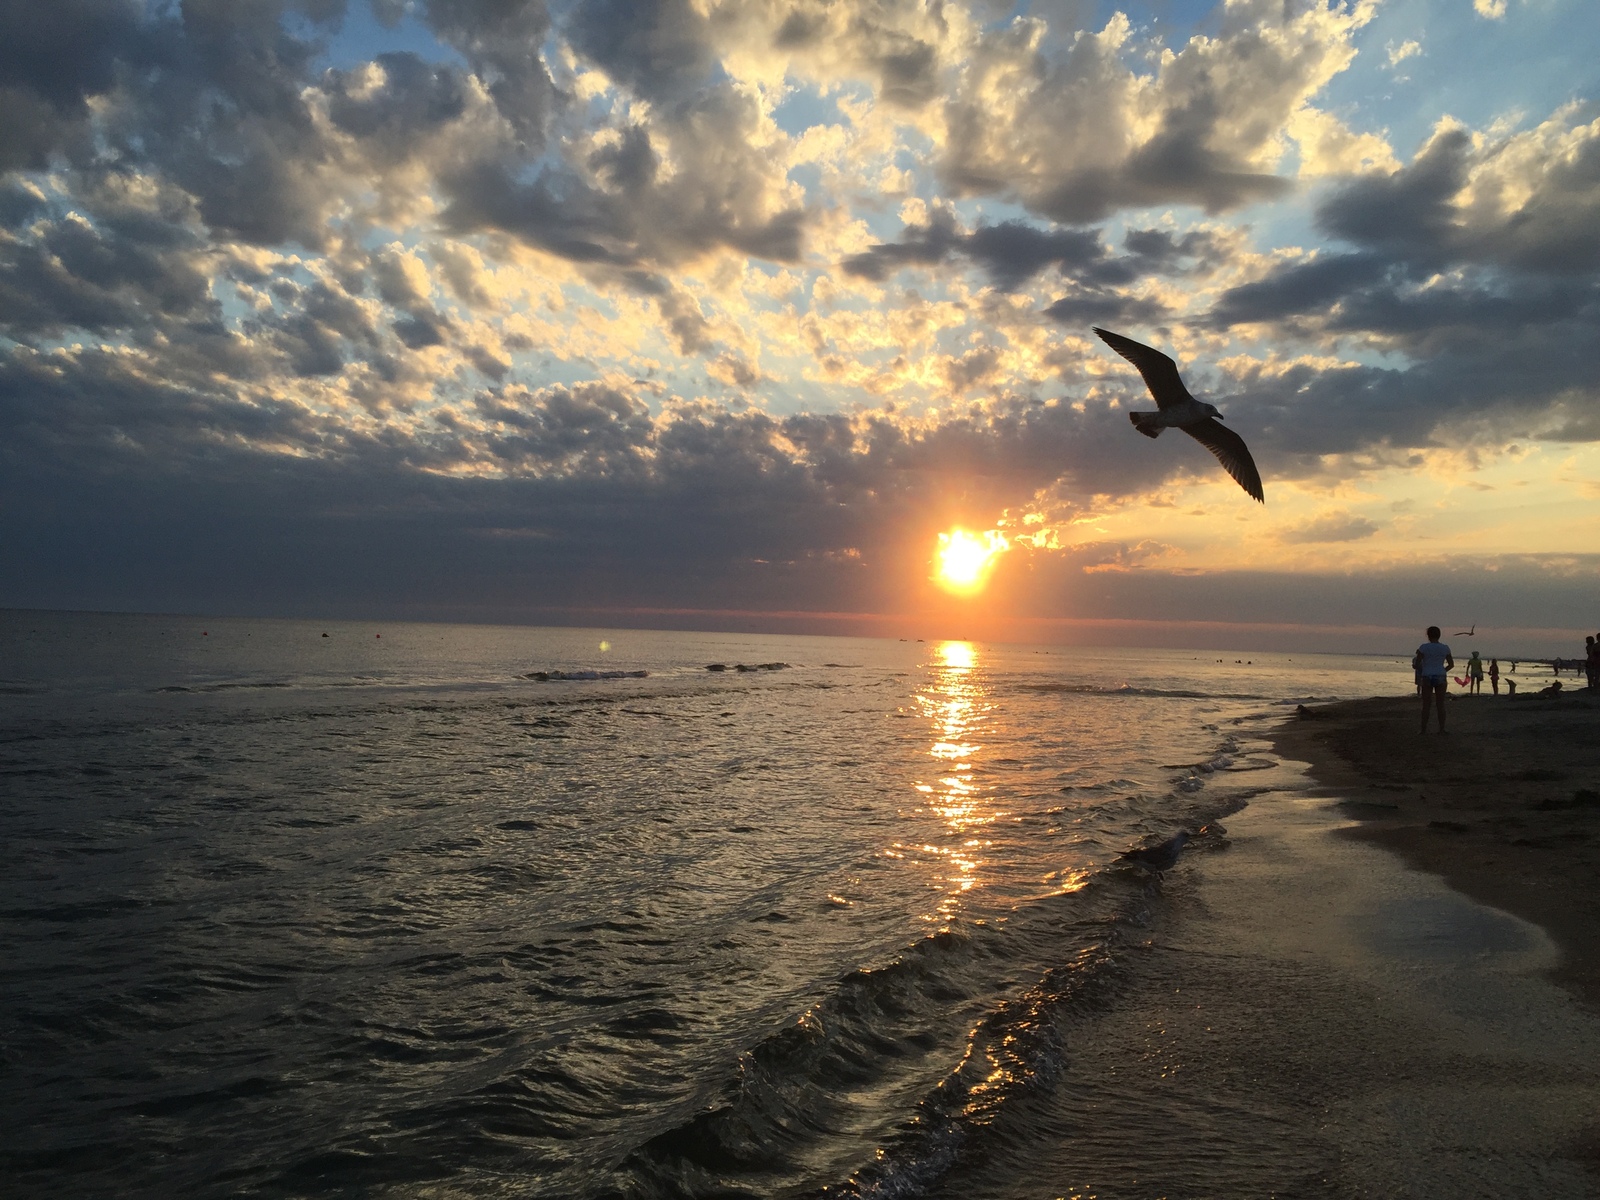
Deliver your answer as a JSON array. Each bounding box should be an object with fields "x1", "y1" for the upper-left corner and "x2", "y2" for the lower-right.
[{"x1": 0, "y1": 611, "x2": 1410, "y2": 1197}]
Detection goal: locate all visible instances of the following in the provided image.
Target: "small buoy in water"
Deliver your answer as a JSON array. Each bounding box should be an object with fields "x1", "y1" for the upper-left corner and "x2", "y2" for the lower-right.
[
  {"x1": 202, "y1": 631, "x2": 208, "y2": 636},
  {"x1": 376, "y1": 634, "x2": 380, "y2": 638}
]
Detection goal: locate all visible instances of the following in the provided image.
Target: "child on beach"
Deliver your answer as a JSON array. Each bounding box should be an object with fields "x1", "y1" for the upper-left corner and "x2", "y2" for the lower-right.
[
  {"x1": 1414, "y1": 626, "x2": 1454, "y2": 733},
  {"x1": 1488, "y1": 657, "x2": 1500, "y2": 695}
]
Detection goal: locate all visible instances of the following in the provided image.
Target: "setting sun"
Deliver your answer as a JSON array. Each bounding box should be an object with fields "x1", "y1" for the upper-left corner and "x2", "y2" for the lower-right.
[{"x1": 934, "y1": 528, "x2": 1009, "y2": 596}]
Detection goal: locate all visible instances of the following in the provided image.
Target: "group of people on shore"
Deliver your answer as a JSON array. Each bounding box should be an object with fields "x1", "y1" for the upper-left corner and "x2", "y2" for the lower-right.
[{"x1": 1413, "y1": 627, "x2": 1600, "y2": 733}]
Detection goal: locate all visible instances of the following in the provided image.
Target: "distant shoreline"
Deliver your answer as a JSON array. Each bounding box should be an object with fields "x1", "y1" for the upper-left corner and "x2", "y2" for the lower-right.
[{"x1": 1270, "y1": 692, "x2": 1600, "y2": 1008}]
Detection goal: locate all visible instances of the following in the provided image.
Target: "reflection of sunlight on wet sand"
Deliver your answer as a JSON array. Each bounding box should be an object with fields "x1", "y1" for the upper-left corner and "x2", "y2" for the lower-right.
[{"x1": 910, "y1": 641, "x2": 1004, "y2": 921}]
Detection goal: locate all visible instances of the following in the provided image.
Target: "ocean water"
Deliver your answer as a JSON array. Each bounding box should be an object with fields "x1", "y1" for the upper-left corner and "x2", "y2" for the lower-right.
[{"x1": 0, "y1": 611, "x2": 1411, "y2": 1198}]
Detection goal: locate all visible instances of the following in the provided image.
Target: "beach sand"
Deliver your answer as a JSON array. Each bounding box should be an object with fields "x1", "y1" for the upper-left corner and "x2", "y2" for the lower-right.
[
  {"x1": 1274, "y1": 691, "x2": 1600, "y2": 1007},
  {"x1": 928, "y1": 694, "x2": 1600, "y2": 1198}
]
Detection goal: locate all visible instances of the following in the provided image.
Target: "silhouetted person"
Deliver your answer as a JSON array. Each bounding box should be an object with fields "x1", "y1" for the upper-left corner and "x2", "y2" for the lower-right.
[
  {"x1": 1488, "y1": 657, "x2": 1500, "y2": 695},
  {"x1": 1466, "y1": 650, "x2": 1484, "y2": 695},
  {"x1": 1586, "y1": 635, "x2": 1599, "y2": 691},
  {"x1": 1415, "y1": 626, "x2": 1453, "y2": 734}
]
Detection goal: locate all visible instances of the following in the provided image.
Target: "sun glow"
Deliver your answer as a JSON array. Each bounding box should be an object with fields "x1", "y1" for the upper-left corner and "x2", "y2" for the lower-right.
[{"x1": 934, "y1": 528, "x2": 1009, "y2": 596}]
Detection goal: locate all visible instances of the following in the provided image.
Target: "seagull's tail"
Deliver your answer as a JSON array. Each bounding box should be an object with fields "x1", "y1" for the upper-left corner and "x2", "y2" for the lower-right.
[{"x1": 1129, "y1": 411, "x2": 1162, "y2": 439}]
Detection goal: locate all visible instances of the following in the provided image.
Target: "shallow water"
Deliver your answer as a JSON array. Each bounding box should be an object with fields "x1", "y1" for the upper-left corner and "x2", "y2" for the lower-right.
[{"x1": 0, "y1": 611, "x2": 1410, "y2": 1197}]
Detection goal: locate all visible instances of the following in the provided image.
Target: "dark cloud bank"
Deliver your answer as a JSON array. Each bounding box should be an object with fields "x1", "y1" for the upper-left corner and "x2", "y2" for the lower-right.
[{"x1": 2, "y1": 1, "x2": 1598, "y2": 644}]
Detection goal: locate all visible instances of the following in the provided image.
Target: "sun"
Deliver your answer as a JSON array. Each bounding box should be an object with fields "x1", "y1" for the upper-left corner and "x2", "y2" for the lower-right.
[{"x1": 934, "y1": 527, "x2": 1009, "y2": 596}]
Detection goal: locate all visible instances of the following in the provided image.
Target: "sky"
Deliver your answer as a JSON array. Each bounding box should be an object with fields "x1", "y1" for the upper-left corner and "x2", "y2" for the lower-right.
[{"x1": 2, "y1": 0, "x2": 1598, "y2": 653}]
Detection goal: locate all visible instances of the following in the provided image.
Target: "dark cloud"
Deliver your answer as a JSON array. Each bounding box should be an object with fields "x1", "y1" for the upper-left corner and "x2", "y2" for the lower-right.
[
  {"x1": 1121, "y1": 227, "x2": 1223, "y2": 272},
  {"x1": 1206, "y1": 253, "x2": 1390, "y2": 327},
  {"x1": 1028, "y1": 110, "x2": 1291, "y2": 224},
  {"x1": 4, "y1": 341, "x2": 1592, "y2": 637},
  {"x1": 844, "y1": 212, "x2": 1230, "y2": 299},
  {"x1": 0, "y1": 178, "x2": 45, "y2": 227},
  {"x1": 844, "y1": 212, "x2": 1109, "y2": 290},
  {"x1": 440, "y1": 163, "x2": 628, "y2": 263},
  {"x1": 417, "y1": 0, "x2": 554, "y2": 143},
  {"x1": 1320, "y1": 117, "x2": 1600, "y2": 275},
  {"x1": 567, "y1": 0, "x2": 713, "y2": 103},
  {"x1": 1219, "y1": 114, "x2": 1600, "y2": 338},
  {"x1": 325, "y1": 51, "x2": 469, "y2": 154},
  {"x1": 0, "y1": 0, "x2": 146, "y2": 169},
  {"x1": 393, "y1": 309, "x2": 450, "y2": 349},
  {"x1": 1041, "y1": 291, "x2": 1167, "y2": 328},
  {"x1": 0, "y1": 342, "x2": 1173, "y2": 582},
  {"x1": 0, "y1": 213, "x2": 214, "y2": 335},
  {"x1": 1195, "y1": 109, "x2": 1600, "y2": 462},
  {"x1": 1279, "y1": 512, "x2": 1380, "y2": 544},
  {"x1": 842, "y1": 15, "x2": 942, "y2": 109},
  {"x1": 1316, "y1": 127, "x2": 1469, "y2": 261}
]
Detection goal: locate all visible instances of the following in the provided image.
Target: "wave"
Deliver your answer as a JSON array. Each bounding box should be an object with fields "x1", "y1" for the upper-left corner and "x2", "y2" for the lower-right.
[
  {"x1": 524, "y1": 669, "x2": 649, "y2": 681},
  {"x1": 606, "y1": 806, "x2": 1242, "y2": 1200},
  {"x1": 151, "y1": 680, "x2": 295, "y2": 693},
  {"x1": 1016, "y1": 683, "x2": 1269, "y2": 701}
]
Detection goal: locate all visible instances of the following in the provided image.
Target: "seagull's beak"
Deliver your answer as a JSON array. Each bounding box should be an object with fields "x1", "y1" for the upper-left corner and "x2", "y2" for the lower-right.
[{"x1": 1215, "y1": 412, "x2": 1226, "y2": 420}]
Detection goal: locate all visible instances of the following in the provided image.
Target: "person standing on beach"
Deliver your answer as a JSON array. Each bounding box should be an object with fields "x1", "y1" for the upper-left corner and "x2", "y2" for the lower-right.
[
  {"x1": 1415, "y1": 626, "x2": 1454, "y2": 733},
  {"x1": 1488, "y1": 657, "x2": 1500, "y2": 695},
  {"x1": 1586, "y1": 635, "x2": 1599, "y2": 691},
  {"x1": 1466, "y1": 650, "x2": 1484, "y2": 694}
]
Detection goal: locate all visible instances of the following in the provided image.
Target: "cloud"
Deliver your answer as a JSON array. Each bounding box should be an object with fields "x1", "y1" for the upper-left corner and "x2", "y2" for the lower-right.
[
  {"x1": 0, "y1": 0, "x2": 147, "y2": 170},
  {"x1": 0, "y1": 0, "x2": 1596, "y2": 637},
  {"x1": 1387, "y1": 39, "x2": 1421, "y2": 67},
  {"x1": 936, "y1": 2, "x2": 1378, "y2": 223},
  {"x1": 842, "y1": 207, "x2": 1106, "y2": 289},
  {"x1": 1317, "y1": 112, "x2": 1600, "y2": 275},
  {"x1": 1279, "y1": 511, "x2": 1380, "y2": 543}
]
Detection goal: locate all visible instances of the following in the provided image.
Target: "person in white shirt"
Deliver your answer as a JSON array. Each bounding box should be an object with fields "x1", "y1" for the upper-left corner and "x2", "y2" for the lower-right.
[{"x1": 1413, "y1": 626, "x2": 1454, "y2": 734}]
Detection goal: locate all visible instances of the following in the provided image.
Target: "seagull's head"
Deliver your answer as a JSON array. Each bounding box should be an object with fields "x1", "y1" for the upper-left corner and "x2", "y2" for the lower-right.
[{"x1": 1205, "y1": 402, "x2": 1223, "y2": 420}]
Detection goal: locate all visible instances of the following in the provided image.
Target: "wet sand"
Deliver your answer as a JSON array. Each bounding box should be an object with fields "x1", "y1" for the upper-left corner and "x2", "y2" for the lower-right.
[
  {"x1": 1273, "y1": 691, "x2": 1600, "y2": 1007},
  {"x1": 927, "y1": 704, "x2": 1600, "y2": 1198}
]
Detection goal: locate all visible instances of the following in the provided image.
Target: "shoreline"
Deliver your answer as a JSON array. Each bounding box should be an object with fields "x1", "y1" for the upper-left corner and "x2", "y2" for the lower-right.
[
  {"x1": 1270, "y1": 691, "x2": 1600, "y2": 1008},
  {"x1": 925, "y1": 718, "x2": 1600, "y2": 1196}
]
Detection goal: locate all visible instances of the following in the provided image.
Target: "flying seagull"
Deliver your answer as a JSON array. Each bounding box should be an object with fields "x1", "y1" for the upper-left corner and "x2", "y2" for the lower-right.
[
  {"x1": 1094, "y1": 328, "x2": 1264, "y2": 503},
  {"x1": 1455, "y1": 624, "x2": 1475, "y2": 637},
  {"x1": 1116, "y1": 829, "x2": 1191, "y2": 878}
]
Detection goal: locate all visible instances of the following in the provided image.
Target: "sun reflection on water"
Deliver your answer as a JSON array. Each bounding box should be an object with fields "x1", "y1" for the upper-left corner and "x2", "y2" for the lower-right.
[{"x1": 911, "y1": 641, "x2": 1002, "y2": 921}]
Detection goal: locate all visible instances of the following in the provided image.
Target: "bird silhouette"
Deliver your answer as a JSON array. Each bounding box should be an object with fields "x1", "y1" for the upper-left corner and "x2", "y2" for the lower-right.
[
  {"x1": 1455, "y1": 625, "x2": 1475, "y2": 637},
  {"x1": 1094, "y1": 328, "x2": 1264, "y2": 503}
]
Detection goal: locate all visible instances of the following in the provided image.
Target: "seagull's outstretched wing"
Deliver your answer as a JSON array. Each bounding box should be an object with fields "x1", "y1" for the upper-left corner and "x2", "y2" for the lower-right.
[
  {"x1": 1184, "y1": 417, "x2": 1264, "y2": 503},
  {"x1": 1093, "y1": 327, "x2": 1190, "y2": 410}
]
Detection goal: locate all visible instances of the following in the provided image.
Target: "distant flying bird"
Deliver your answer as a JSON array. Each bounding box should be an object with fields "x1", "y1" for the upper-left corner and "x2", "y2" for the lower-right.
[
  {"x1": 1094, "y1": 328, "x2": 1264, "y2": 503},
  {"x1": 1116, "y1": 829, "x2": 1191, "y2": 878},
  {"x1": 1455, "y1": 625, "x2": 1475, "y2": 637}
]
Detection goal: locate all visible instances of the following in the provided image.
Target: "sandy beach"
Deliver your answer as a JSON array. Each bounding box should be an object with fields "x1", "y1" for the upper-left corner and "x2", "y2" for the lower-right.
[
  {"x1": 1275, "y1": 690, "x2": 1600, "y2": 1007},
  {"x1": 921, "y1": 693, "x2": 1600, "y2": 1197}
]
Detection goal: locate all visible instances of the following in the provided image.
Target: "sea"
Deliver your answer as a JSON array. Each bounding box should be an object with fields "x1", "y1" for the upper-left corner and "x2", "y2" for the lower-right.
[{"x1": 0, "y1": 610, "x2": 1413, "y2": 1198}]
